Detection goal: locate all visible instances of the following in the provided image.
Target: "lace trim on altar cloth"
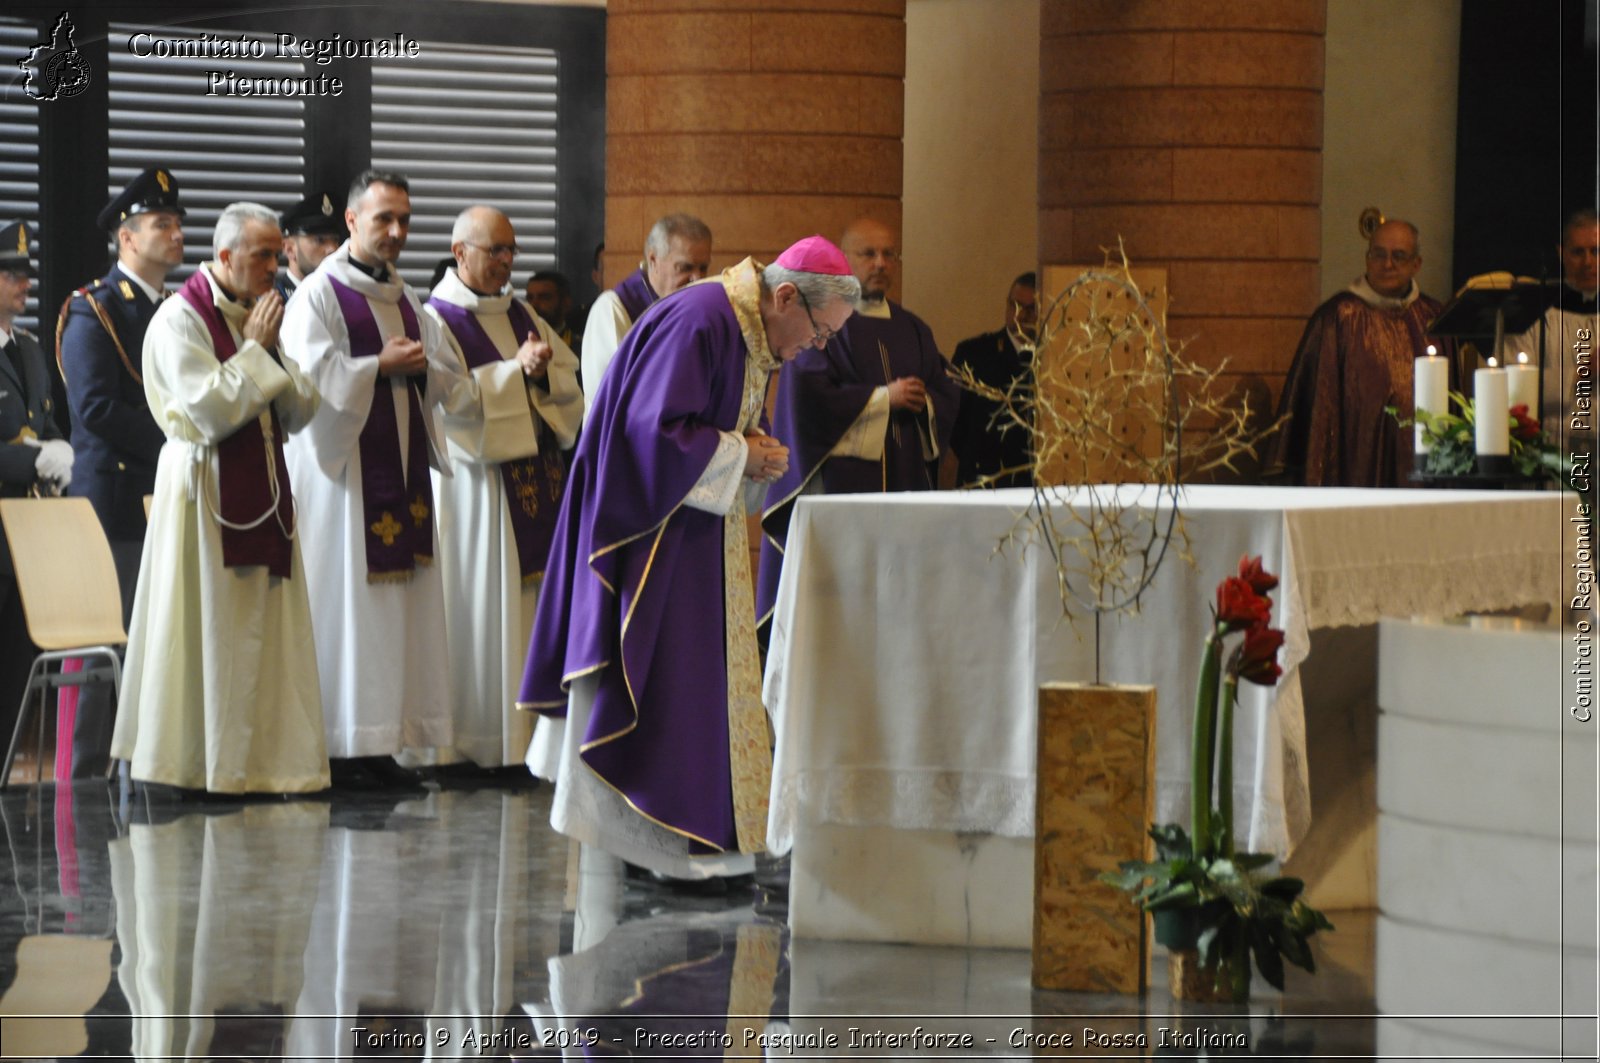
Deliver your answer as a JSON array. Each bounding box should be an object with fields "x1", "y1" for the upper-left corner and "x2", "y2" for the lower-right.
[
  {"x1": 1297, "y1": 545, "x2": 1562, "y2": 630},
  {"x1": 767, "y1": 769, "x2": 1035, "y2": 852}
]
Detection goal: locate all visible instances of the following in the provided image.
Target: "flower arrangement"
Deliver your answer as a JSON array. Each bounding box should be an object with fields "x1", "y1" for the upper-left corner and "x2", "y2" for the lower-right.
[
  {"x1": 1401, "y1": 393, "x2": 1565, "y2": 481},
  {"x1": 1100, "y1": 555, "x2": 1333, "y2": 1001}
]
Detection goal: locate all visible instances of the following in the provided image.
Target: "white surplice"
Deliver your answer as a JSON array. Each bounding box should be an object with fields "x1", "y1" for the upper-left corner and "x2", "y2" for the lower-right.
[
  {"x1": 424, "y1": 269, "x2": 583, "y2": 767},
  {"x1": 1506, "y1": 295, "x2": 1599, "y2": 443},
  {"x1": 112, "y1": 264, "x2": 328, "y2": 793},
  {"x1": 578, "y1": 288, "x2": 630, "y2": 424},
  {"x1": 281, "y1": 243, "x2": 477, "y2": 759}
]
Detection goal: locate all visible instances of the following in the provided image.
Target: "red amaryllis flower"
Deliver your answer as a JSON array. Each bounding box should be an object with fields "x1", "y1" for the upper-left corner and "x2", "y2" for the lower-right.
[
  {"x1": 1237, "y1": 554, "x2": 1278, "y2": 595},
  {"x1": 1232, "y1": 622, "x2": 1285, "y2": 686},
  {"x1": 1216, "y1": 576, "x2": 1271, "y2": 632},
  {"x1": 1509, "y1": 403, "x2": 1540, "y2": 443}
]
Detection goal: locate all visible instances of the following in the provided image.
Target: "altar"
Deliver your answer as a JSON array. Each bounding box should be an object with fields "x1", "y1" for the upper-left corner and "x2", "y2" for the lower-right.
[{"x1": 762, "y1": 485, "x2": 1565, "y2": 947}]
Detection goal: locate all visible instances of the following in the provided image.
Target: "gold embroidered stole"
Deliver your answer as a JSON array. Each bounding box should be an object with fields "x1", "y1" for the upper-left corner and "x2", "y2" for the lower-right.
[
  {"x1": 718, "y1": 258, "x2": 777, "y2": 853},
  {"x1": 724, "y1": 923, "x2": 782, "y2": 1053}
]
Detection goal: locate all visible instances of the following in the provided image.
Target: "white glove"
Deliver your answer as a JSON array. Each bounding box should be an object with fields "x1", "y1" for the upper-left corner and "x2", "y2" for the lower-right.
[{"x1": 35, "y1": 438, "x2": 73, "y2": 487}]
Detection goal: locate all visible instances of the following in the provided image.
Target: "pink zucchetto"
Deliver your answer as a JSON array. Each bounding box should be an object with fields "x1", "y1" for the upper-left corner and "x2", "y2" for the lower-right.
[{"x1": 774, "y1": 235, "x2": 851, "y2": 276}]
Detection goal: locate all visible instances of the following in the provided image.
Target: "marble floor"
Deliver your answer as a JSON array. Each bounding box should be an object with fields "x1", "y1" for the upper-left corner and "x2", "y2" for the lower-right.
[{"x1": 0, "y1": 779, "x2": 1388, "y2": 1060}]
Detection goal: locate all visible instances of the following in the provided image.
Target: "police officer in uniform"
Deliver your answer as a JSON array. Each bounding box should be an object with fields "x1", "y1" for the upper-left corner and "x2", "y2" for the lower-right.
[
  {"x1": 276, "y1": 191, "x2": 345, "y2": 301},
  {"x1": 0, "y1": 221, "x2": 73, "y2": 745},
  {"x1": 56, "y1": 167, "x2": 183, "y2": 778},
  {"x1": 0, "y1": 222, "x2": 67, "y2": 474}
]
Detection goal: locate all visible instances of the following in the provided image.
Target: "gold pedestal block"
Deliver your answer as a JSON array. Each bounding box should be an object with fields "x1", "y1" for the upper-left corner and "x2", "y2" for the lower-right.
[{"x1": 1032, "y1": 682, "x2": 1156, "y2": 992}]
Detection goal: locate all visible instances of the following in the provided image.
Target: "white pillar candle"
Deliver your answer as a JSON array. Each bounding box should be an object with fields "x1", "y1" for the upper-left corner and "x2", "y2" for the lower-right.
[
  {"x1": 1414, "y1": 344, "x2": 1449, "y2": 454},
  {"x1": 1475, "y1": 361, "x2": 1509, "y2": 457},
  {"x1": 1506, "y1": 351, "x2": 1539, "y2": 412}
]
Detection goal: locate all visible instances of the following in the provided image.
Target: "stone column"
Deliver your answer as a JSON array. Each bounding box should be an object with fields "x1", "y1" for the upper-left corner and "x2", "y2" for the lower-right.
[
  {"x1": 604, "y1": 0, "x2": 907, "y2": 284},
  {"x1": 1039, "y1": 0, "x2": 1325, "y2": 419}
]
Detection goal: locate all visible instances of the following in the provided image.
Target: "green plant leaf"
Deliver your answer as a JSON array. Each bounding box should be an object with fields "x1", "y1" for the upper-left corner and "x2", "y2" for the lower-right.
[
  {"x1": 1251, "y1": 924, "x2": 1286, "y2": 991},
  {"x1": 1278, "y1": 928, "x2": 1314, "y2": 973},
  {"x1": 1149, "y1": 823, "x2": 1193, "y2": 860},
  {"x1": 1258, "y1": 875, "x2": 1306, "y2": 900},
  {"x1": 1144, "y1": 881, "x2": 1200, "y2": 910}
]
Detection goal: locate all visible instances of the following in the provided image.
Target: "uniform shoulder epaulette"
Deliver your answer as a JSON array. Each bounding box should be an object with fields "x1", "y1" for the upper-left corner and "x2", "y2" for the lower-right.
[
  {"x1": 56, "y1": 278, "x2": 141, "y2": 388},
  {"x1": 82, "y1": 278, "x2": 131, "y2": 304},
  {"x1": 60, "y1": 279, "x2": 105, "y2": 311}
]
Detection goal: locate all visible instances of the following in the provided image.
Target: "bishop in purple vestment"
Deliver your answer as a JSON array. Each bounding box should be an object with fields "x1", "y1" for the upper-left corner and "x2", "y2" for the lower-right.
[{"x1": 520, "y1": 237, "x2": 859, "y2": 880}]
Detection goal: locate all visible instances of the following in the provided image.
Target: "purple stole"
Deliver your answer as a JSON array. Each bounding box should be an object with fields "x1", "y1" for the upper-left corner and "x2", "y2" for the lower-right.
[
  {"x1": 175, "y1": 271, "x2": 293, "y2": 578},
  {"x1": 426, "y1": 297, "x2": 565, "y2": 580},
  {"x1": 613, "y1": 268, "x2": 658, "y2": 324},
  {"x1": 326, "y1": 276, "x2": 435, "y2": 580}
]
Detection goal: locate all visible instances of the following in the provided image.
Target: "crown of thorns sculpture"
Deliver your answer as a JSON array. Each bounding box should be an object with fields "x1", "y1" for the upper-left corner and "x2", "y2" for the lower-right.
[{"x1": 949, "y1": 242, "x2": 1281, "y2": 623}]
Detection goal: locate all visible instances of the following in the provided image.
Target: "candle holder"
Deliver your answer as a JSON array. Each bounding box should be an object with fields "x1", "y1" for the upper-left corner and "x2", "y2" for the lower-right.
[
  {"x1": 1409, "y1": 468, "x2": 1548, "y2": 491},
  {"x1": 1475, "y1": 454, "x2": 1513, "y2": 477},
  {"x1": 1403, "y1": 392, "x2": 1560, "y2": 492}
]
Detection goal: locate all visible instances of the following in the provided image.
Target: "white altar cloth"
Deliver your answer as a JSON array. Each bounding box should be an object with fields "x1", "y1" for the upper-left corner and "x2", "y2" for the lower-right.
[{"x1": 764, "y1": 485, "x2": 1565, "y2": 862}]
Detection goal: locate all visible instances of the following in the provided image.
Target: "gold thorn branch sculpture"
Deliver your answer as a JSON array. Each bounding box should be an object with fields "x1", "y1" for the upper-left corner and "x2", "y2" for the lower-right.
[{"x1": 948, "y1": 241, "x2": 1284, "y2": 628}]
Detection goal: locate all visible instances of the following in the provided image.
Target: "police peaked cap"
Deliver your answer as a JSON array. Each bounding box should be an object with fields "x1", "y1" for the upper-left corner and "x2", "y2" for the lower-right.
[
  {"x1": 96, "y1": 168, "x2": 185, "y2": 231},
  {"x1": 280, "y1": 192, "x2": 346, "y2": 237},
  {"x1": 0, "y1": 220, "x2": 35, "y2": 273}
]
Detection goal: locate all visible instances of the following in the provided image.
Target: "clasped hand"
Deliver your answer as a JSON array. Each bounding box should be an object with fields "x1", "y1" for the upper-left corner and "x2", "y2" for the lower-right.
[
  {"x1": 887, "y1": 376, "x2": 927, "y2": 412},
  {"x1": 515, "y1": 336, "x2": 553, "y2": 379},
  {"x1": 743, "y1": 433, "x2": 788, "y2": 483},
  {"x1": 377, "y1": 334, "x2": 427, "y2": 377},
  {"x1": 241, "y1": 290, "x2": 284, "y2": 351}
]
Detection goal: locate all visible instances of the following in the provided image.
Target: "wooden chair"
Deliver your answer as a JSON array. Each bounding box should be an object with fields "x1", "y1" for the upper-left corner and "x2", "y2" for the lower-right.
[{"x1": 0, "y1": 498, "x2": 127, "y2": 788}]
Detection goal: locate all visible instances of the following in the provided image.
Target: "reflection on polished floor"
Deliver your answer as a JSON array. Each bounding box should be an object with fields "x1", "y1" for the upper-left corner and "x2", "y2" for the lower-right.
[{"x1": 0, "y1": 781, "x2": 1382, "y2": 1059}]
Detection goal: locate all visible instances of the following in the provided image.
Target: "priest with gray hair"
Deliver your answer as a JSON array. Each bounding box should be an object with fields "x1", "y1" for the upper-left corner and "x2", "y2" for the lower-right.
[
  {"x1": 580, "y1": 212, "x2": 712, "y2": 416},
  {"x1": 113, "y1": 200, "x2": 328, "y2": 794},
  {"x1": 520, "y1": 235, "x2": 858, "y2": 888}
]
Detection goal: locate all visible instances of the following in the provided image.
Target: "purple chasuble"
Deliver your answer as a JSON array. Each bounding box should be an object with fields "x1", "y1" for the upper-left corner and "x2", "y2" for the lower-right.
[
  {"x1": 175, "y1": 270, "x2": 294, "y2": 578},
  {"x1": 756, "y1": 301, "x2": 959, "y2": 627},
  {"x1": 612, "y1": 267, "x2": 659, "y2": 324},
  {"x1": 426, "y1": 296, "x2": 564, "y2": 579},
  {"x1": 326, "y1": 276, "x2": 435, "y2": 578},
  {"x1": 519, "y1": 281, "x2": 755, "y2": 854}
]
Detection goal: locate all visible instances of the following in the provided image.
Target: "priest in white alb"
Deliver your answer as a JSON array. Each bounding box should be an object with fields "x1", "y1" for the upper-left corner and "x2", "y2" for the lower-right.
[
  {"x1": 281, "y1": 170, "x2": 511, "y2": 787},
  {"x1": 1507, "y1": 207, "x2": 1599, "y2": 444},
  {"x1": 424, "y1": 206, "x2": 582, "y2": 774},
  {"x1": 112, "y1": 202, "x2": 326, "y2": 794}
]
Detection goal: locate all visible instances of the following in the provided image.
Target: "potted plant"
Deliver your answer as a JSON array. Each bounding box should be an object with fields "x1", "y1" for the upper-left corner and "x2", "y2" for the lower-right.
[{"x1": 1100, "y1": 555, "x2": 1333, "y2": 1002}]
